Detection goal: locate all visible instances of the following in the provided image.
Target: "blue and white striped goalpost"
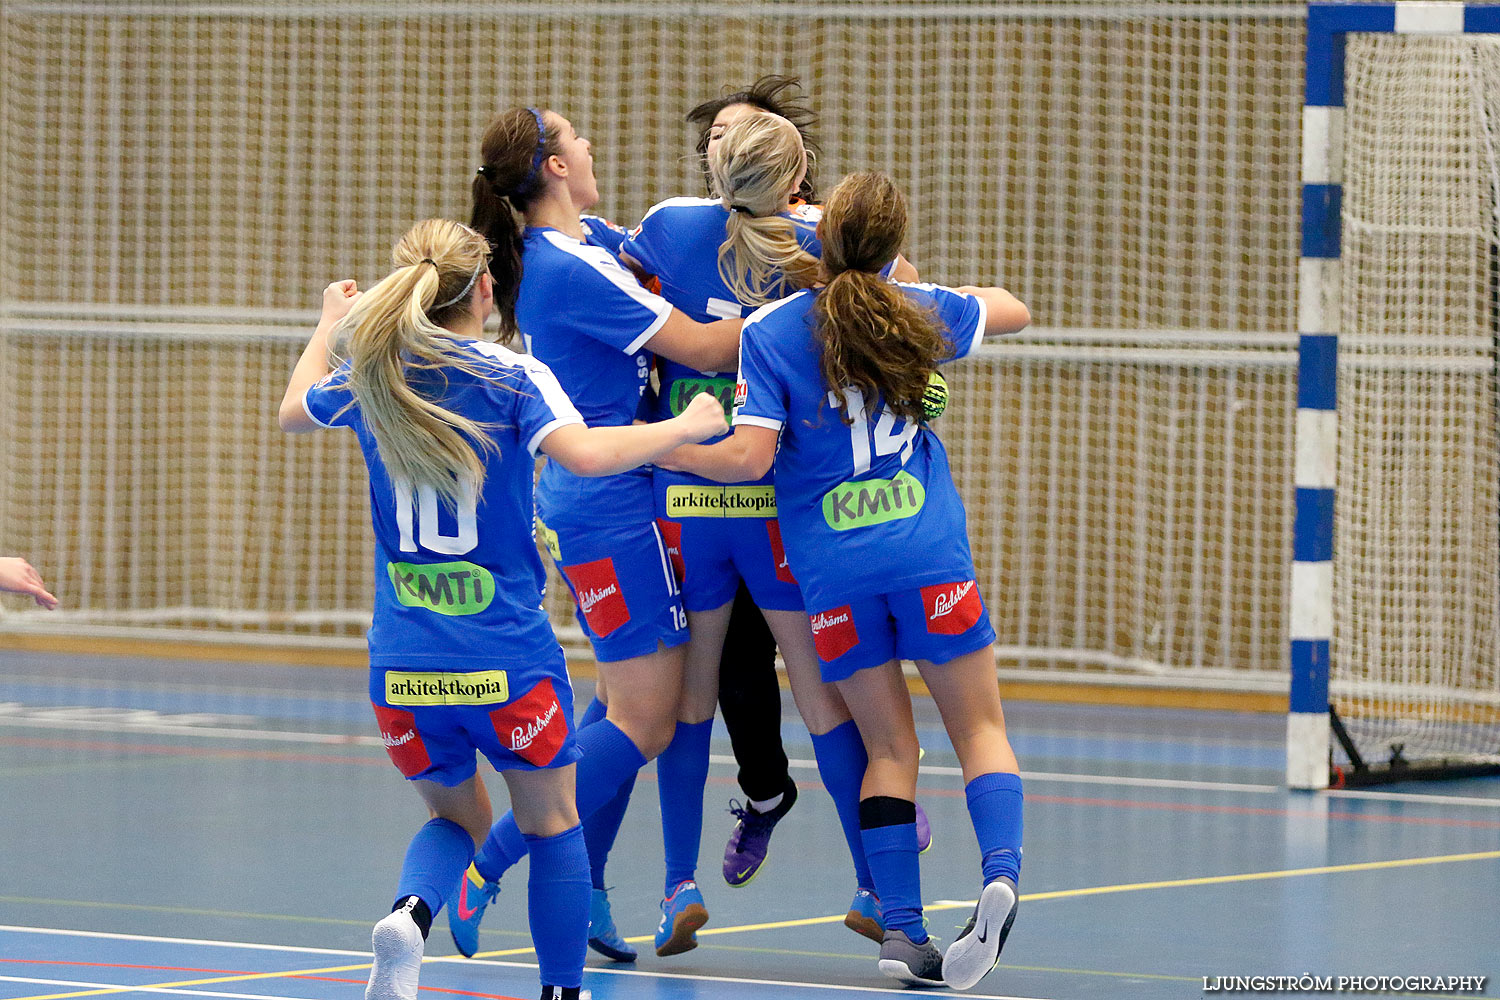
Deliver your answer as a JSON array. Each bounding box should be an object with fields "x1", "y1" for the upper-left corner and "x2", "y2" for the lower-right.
[{"x1": 1290, "y1": 0, "x2": 1500, "y2": 790}]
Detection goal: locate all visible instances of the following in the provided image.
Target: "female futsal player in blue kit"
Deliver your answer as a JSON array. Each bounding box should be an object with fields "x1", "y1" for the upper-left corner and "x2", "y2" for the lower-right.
[
  {"x1": 617, "y1": 111, "x2": 923, "y2": 944},
  {"x1": 447, "y1": 106, "x2": 747, "y2": 961},
  {"x1": 278, "y1": 218, "x2": 726, "y2": 1000},
  {"x1": 663, "y1": 172, "x2": 1030, "y2": 990}
]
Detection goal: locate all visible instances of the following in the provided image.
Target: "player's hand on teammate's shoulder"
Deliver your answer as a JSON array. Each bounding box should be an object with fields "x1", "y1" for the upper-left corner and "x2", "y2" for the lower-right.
[
  {"x1": 0, "y1": 557, "x2": 58, "y2": 610},
  {"x1": 676, "y1": 391, "x2": 730, "y2": 442},
  {"x1": 321, "y1": 279, "x2": 361, "y2": 325}
]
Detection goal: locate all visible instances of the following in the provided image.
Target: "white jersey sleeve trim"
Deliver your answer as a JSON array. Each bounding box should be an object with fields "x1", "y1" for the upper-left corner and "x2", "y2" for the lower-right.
[
  {"x1": 734, "y1": 414, "x2": 784, "y2": 432},
  {"x1": 527, "y1": 416, "x2": 586, "y2": 457},
  {"x1": 624, "y1": 306, "x2": 672, "y2": 355},
  {"x1": 961, "y1": 294, "x2": 988, "y2": 360},
  {"x1": 893, "y1": 281, "x2": 987, "y2": 361},
  {"x1": 516, "y1": 351, "x2": 584, "y2": 421},
  {"x1": 300, "y1": 387, "x2": 337, "y2": 428},
  {"x1": 542, "y1": 230, "x2": 673, "y2": 353},
  {"x1": 741, "y1": 288, "x2": 812, "y2": 326},
  {"x1": 638, "y1": 196, "x2": 721, "y2": 225}
]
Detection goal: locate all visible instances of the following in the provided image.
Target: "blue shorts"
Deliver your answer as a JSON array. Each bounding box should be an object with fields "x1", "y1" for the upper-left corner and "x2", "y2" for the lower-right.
[
  {"x1": 368, "y1": 653, "x2": 583, "y2": 786},
  {"x1": 537, "y1": 512, "x2": 689, "y2": 662},
  {"x1": 654, "y1": 478, "x2": 803, "y2": 613},
  {"x1": 807, "y1": 579, "x2": 997, "y2": 682}
]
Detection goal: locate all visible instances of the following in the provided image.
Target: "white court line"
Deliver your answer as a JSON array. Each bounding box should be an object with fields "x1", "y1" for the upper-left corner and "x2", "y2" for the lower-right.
[
  {"x1": 0, "y1": 926, "x2": 1054, "y2": 1000},
  {"x1": 7, "y1": 709, "x2": 1499, "y2": 806},
  {"x1": 426, "y1": 954, "x2": 1054, "y2": 999},
  {"x1": 0, "y1": 977, "x2": 325, "y2": 1000},
  {"x1": 1327, "y1": 788, "x2": 1500, "y2": 809}
]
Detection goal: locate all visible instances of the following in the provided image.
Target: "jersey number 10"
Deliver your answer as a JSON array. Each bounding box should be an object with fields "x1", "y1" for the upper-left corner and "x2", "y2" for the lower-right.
[{"x1": 395, "y1": 480, "x2": 479, "y2": 555}]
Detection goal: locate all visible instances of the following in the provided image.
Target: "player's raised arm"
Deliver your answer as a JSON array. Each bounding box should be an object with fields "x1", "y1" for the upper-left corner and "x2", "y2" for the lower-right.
[
  {"x1": 954, "y1": 285, "x2": 1030, "y2": 336},
  {"x1": 277, "y1": 279, "x2": 360, "y2": 432}
]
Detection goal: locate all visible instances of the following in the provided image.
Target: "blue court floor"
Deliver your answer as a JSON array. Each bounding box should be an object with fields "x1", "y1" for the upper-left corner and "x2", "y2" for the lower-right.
[{"x1": 0, "y1": 649, "x2": 1496, "y2": 999}]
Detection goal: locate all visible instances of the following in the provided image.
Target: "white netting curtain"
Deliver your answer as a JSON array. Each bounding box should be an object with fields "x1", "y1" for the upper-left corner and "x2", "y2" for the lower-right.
[
  {"x1": 1336, "y1": 34, "x2": 1500, "y2": 762},
  {"x1": 0, "y1": 2, "x2": 1302, "y2": 689}
]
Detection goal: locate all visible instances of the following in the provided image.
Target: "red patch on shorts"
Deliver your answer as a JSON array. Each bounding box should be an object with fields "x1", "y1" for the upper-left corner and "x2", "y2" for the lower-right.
[
  {"x1": 490, "y1": 678, "x2": 569, "y2": 767},
  {"x1": 563, "y1": 557, "x2": 630, "y2": 638},
  {"x1": 809, "y1": 605, "x2": 859, "y2": 662},
  {"x1": 765, "y1": 521, "x2": 798, "y2": 585},
  {"x1": 371, "y1": 704, "x2": 432, "y2": 778},
  {"x1": 921, "y1": 580, "x2": 983, "y2": 635},
  {"x1": 656, "y1": 518, "x2": 686, "y2": 583}
]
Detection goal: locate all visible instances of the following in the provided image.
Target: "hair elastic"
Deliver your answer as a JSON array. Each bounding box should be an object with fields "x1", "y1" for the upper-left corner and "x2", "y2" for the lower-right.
[
  {"x1": 432, "y1": 256, "x2": 486, "y2": 310},
  {"x1": 729, "y1": 204, "x2": 755, "y2": 215},
  {"x1": 420, "y1": 258, "x2": 437, "y2": 267}
]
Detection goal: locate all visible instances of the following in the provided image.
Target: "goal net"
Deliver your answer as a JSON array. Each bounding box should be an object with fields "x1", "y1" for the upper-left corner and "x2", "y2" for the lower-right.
[
  {"x1": 0, "y1": 2, "x2": 1305, "y2": 695},
  {"x1": 1330, "y1": 32, "x2": 1500, "y2": 781}
]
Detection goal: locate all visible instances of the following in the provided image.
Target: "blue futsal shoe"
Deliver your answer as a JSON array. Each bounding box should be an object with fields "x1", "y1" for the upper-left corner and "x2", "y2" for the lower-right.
[
  {"x1": 447, "y1": 862, "x2": 498, "y2": 958},
  {"x1": 844, "y1": 887, "x2": 885, "y2": 943},
  {"x1": 654, "y1": 878, "x2": 709, "y2": 957},
  {"x1": 587, "y1": 887, "x2": 637, "y2": 962}
]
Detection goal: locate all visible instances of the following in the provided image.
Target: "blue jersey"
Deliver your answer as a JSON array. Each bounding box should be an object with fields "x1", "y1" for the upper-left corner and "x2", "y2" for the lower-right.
[
  {"x1": 302, "y1": 339, "x2": 584, "y2": 668},
  {"x1": 622, "y1": 198, "x2": 826, "y2": 435},
  {"x1": 732, "y1": 282, "x2": 988, "y2": 610},
  {"x1": 518, "y1": 224, "x2": 673, "y2": 523},
  {"x1": 580, "y1": 214, "x2": 630, "y2": 256}
]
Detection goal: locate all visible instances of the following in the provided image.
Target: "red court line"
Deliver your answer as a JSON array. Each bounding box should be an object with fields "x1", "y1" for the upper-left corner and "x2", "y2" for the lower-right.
[
  {"x1": 10, "y1": 735, "x2": 1495, "y2": 829},
  {"x1": 764, "y1": 777, "x2": 1500, "y2": 829},
  {"x1": 0, "y1": 958, "x2": 523, "y2": 999}
]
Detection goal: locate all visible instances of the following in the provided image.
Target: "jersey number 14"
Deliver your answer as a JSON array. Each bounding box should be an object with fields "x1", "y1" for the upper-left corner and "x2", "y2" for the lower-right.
[{"x1": 836, "y1": 387, "x2": 917, "y2": 475}]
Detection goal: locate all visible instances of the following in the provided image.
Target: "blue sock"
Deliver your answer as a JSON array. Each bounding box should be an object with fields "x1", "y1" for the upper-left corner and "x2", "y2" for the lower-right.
[
  {"x1": 810, "y1": 720, "x2": 874, "y2": 890},
  {"x1": 524, "y1": 825, "x2": 590, "y2": 991},
  {"x1": 576, "y1": 696, "x2": 636, "y2": 889},
  {"x1": 474, "y1": 719, "x2": 649, "y2": 883},
  {"x1": 965, "y1": 772, "x2": 1023, "y2": 886},
  {"x1": 585, "y1": 772, "x2": 636, "y2": 890},
  {"x1": 393, "y1": 818, "x2": 475, "y2": 918},
  {"x1": 474, "y1": 812, "x2": 527, "y2": 883},
  {"x1": 580, "y1": 696, "x2": 609, "y2": 728},
  {"x1": 656, "y1": 718, "x2": 713, "y2": 894},
  {"x1": 860, "y1": 799, "x2": 925, "y2": 943}
]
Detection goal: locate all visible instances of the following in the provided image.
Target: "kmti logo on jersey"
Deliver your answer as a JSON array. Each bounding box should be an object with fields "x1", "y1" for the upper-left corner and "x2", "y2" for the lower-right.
[
  {"x1": 563, "y1": 557, "x2": 630, "y2": 637},
  {"x1": 489, "y1": 677, "x2": 569, "y2": 766},
  {"x1": 734, "y1": 379, "x2": 748, "y2": 409},
  {"x1": 665, "y1": 484, "x2": 777, "y2": 518},
  {"x1": 388, "y1": 560, "x2": 495, "y2": 616},
  {"x1": 656, "y1": 518, "x2": 686, "y2": 582},
  {"x1": 922, "y1": 579, "x2": 983, "y2": 635},
  {"x1": 385, "y1": 669, "x2": 510, "y2": 706},
  {"x1": 370, "y1": 704, "x2": 432, "y2": 777},
  {"x1": 670, "y1": 377, "x2": 736, "y2": 421},
  {"x1": 765, "y1": 521, "x2": 797, "y2": 585},
  {"x1": 822, "y1": 471, "x2": 926, "y2": 531},
  {"x1": 809, "y1": 605, "x2": 859, "y2": 661}
]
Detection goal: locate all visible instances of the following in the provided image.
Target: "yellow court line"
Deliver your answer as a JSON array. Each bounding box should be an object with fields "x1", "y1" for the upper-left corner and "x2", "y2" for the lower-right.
[
  {"x1": 14, "y1": 849, "x2": 1499, "y2": 1000},
  {"x1": 9, "y1": 962, "x2": 378, "y2": 1000}
]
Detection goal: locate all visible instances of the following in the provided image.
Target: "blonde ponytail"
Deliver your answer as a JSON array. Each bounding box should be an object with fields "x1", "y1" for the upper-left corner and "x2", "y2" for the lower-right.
[
  {"x1": 334, "y1": 218, "x2": 499, "y2": 510},
  {"x1": 709, "y1": 113, "x2": 821, "y2": 306}
]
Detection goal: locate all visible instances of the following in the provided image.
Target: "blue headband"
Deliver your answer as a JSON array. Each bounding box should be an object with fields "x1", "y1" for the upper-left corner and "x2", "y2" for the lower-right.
[{"x1": 519, "y1": 106, "x2": 549, "y2": 193}]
